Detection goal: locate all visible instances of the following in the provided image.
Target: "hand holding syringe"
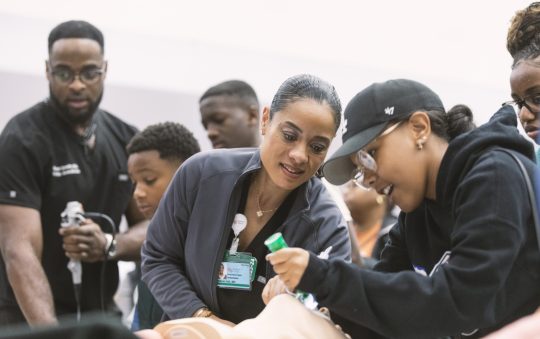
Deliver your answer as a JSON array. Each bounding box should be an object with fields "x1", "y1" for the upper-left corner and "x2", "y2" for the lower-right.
[{"x1": 265, "y1": 232, "x2": 332, "y2": 309}]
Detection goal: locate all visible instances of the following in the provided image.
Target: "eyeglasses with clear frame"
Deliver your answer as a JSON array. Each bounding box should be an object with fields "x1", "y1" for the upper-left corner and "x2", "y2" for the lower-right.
[
  {"x1": 351, "y1": 121, "x2": 403, "y2": 190},
  {"x1": 47, "y1": 62, "x2": 105, "y2": 85},
  {"x1": 502, "y1": 93, "x2": 540, "y2": 116}
]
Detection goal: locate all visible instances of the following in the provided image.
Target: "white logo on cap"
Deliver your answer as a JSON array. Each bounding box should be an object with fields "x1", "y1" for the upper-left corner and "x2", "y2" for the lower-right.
[
  {"x1": 384, "y1": 106, "x2": 394, "y2": 115},
  {"x1": 342, "y1": 118, "x2": 348, "y2": 135}
]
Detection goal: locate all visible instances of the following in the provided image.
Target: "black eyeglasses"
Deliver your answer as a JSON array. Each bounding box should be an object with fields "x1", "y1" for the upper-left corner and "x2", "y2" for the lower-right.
[
  {"x1": 48, "y1": 62, "x2": 105, "y2": 85},
  {"x1": 502, "y1": 93, "x2": 540, "y2": 115}
]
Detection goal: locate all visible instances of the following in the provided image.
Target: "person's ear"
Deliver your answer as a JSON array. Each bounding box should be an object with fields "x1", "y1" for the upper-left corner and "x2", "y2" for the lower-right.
[
  {"x1": 247, "y1": 105, "x2": 259, "y2": 126},
  {"x1": 102, "y1": 60, "x2": 108, "y2": 81},
  {"x1": 45, "y1": 60, "x2": 52, "y2": 82},
  {"x1": 261, "y1": 106, "x2": 270, "y2": 135},
  {"x1": 407, "y1": 111, "x2": 431, "y2": 150}
]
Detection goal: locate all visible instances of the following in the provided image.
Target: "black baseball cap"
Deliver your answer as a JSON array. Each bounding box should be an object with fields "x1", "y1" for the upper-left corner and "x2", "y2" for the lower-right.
[{"x1": 322, "y1": 79, "x2": 445, "y2": 185}]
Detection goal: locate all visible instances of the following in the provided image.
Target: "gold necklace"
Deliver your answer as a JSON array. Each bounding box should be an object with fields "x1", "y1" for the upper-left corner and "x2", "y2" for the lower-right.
[{"x1": 255, "y1": 185, "x2": 278, "y2": 218}]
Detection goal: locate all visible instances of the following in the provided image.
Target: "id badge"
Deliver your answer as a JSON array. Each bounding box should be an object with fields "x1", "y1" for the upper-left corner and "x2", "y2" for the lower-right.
[{"x1": 217, "y1": 251, "x2": 257, "y2": 291}]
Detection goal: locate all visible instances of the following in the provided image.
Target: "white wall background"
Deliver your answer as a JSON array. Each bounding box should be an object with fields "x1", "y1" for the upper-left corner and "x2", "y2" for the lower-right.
[{"x1": 0, "y1": 0, "x2": 532, "y2": 152}]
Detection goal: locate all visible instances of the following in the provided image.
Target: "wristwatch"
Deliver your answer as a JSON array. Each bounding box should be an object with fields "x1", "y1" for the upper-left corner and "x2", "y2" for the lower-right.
[
  {"x1": 104, "y1": 233, "x2": 117, "y2": 260},
  {"x1": 193, "y1": 307, "x2": 213, "y2": 318}
]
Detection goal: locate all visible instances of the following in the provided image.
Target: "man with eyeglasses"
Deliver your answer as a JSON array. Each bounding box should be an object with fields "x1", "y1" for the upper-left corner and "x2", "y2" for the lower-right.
[{"x1": 0, "y1": 20, "x2": 147, "y2": 326}]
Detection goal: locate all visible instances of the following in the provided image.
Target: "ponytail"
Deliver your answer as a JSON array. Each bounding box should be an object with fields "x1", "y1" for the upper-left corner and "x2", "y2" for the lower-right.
[
  {"x1": 446, "y1": 104, "x2": 476, "y2": 140},
  {"x1": 427, "y1": 104, "x2": 475, "y2": 142}
]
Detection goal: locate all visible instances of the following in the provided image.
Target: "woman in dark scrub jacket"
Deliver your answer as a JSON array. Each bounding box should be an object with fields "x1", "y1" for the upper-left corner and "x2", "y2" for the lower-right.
[{"x1": 141, "y1": 74, "x2": 351, "y2": 327}]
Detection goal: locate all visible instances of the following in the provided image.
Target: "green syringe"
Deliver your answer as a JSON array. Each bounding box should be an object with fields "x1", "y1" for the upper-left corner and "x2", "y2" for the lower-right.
[{"x1": 264, "y1": 232, "x2": 310, "y2": 303}]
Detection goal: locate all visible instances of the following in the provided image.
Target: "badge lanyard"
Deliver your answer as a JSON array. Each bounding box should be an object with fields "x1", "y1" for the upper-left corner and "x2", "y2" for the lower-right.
[
  {"x1": 229, "y1": 213, "x2": 247, "y2": 255},
  {"x1": 217, "y1": 213, "x2": 258, "y2": 290}
]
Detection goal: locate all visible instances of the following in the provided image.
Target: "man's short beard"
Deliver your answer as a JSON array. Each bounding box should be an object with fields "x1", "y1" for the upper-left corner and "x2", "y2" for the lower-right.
[{"x1": 49, "y1": 88, "x2": 103, "y2": 126}]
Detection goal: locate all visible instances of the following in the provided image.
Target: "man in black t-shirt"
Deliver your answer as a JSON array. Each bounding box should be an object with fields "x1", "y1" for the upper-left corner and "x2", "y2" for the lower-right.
[{"x1": 0, "y1": 20, "x2": 147, "y2": 326}]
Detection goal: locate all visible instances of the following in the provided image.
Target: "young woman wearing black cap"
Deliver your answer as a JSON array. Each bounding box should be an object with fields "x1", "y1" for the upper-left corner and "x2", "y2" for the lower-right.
[{"x1": 266, "y1": 79, "x2": 540, "y2": 338}]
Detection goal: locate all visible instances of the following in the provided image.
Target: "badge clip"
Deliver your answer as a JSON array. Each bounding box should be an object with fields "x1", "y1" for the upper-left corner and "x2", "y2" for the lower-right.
[{"x1": 229, "y1": 213, "x2": 247, "y2": 255}]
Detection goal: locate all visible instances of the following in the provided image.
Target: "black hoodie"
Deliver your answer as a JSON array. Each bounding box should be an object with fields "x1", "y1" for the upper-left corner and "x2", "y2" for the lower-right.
[{"x1": 298, "y1": 106, "x2": 540, "y2": 339}]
